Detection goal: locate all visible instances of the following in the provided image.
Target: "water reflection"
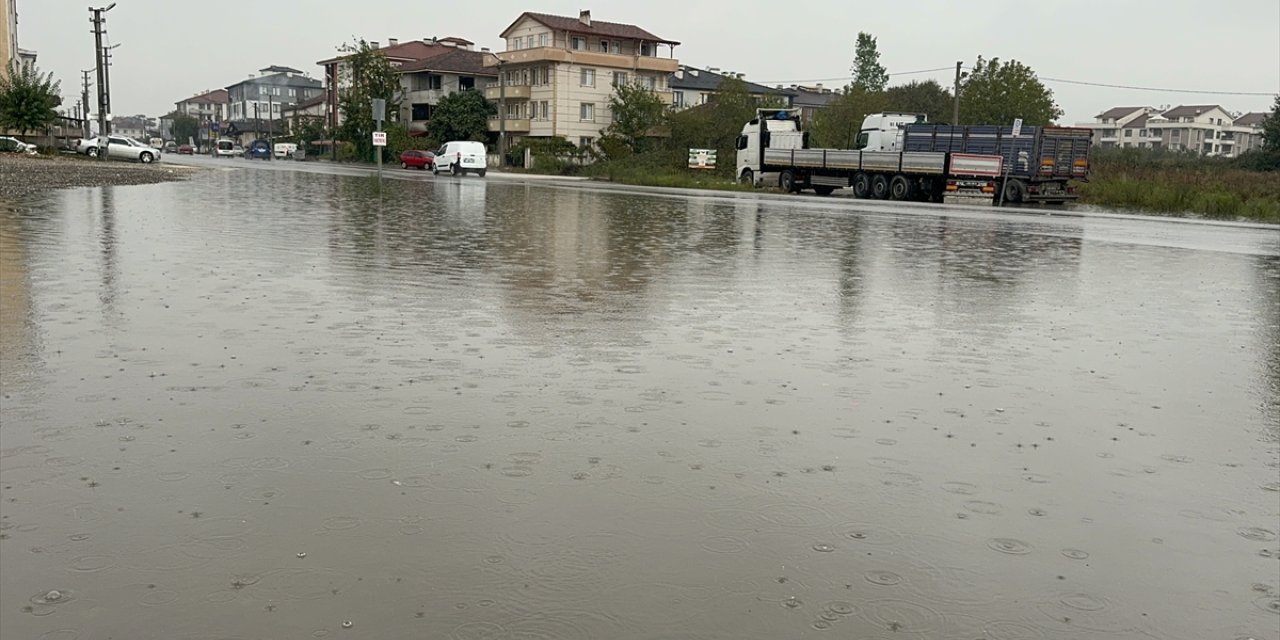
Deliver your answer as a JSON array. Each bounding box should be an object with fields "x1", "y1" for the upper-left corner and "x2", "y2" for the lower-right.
[{"x1": 1, "y1": 171, "x2": 1277, "y2": 640}]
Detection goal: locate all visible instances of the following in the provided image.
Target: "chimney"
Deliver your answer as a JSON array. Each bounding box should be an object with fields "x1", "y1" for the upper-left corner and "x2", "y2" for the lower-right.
[
  {"x1": 707, "y1": 67, "x2": 719, "y2": 73},
  {"x1": 579, "y1": 10, "x2": 591, "y2": 26},
  {"x1": 816, "y1": 83, "x2": 823, "y2": 91},
  {"x1": 370, "y1": 41, "x2": 380, "y2": 49},
  {"x1": 388, "y1": 38, "x2": 398, "y2": 47},
  {"x1": 429, "y1": 37, "x2": 438, "y2": 45}
]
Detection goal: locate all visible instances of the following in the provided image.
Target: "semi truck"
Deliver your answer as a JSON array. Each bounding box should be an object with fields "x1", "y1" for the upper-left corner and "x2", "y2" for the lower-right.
[
  {"x1": 902, "y1": 122, "x2": 1093, "y2": 204},
  {"x1": 736, "y1": 110, "x2": 1005, "y2": 203}
]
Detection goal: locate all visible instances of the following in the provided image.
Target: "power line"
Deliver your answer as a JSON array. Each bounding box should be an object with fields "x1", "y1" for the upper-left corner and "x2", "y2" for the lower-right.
[
  {"x1": 754, "y1": 66, "x2": 954, "y2": 86},
  {"x1": 1038, "y1": 76, "x2": 1275, "y2": 96}
]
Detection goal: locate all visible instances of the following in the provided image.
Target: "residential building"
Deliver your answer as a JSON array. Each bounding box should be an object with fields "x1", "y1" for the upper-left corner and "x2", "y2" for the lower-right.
[
  {"x1": 110, "y1": 114, "x2": 154, "y2": 140},
  {"x1": 1, "y1": 0, "x2": 16, "y2": 76},
  {"x1": 668, "y1": 65, "x2": 782, "y2": 110},
  {"x1": 316, "y1": 37, "x2": 477, "y2": 131},
  {"x1": 225, "y1": 65, "x2": 323, "y2": 124},
  {"x1": 484, "y1": 10, "x2": 679, "y2": 148},
  {"x1": 175, "y1": 88, "x2": 229, "y2": 123},
  {"x1": 397, "y1": 47, "x2": 496, "y2": 136},
  {"x1": 785, "y1": 85, "x2": 838, "y2": 127},
  {"x1": 1078, "y1": 104, "x2": 1266, "y2": 157},
  {"x1": 281, "y1": 94, "x2": 326, "y2": 133}
]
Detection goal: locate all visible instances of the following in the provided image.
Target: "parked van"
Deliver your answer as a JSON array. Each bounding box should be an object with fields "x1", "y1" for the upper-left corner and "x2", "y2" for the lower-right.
[
  {"x1": 434, "y1": 140, "x2": 487, "y2": 177},
  {"x1": 149, "y1": 137, "x2": 165, "y2": 149},
  {"x1": 214, "y1": 139, "x2": 239, "y2": 158},
  {"x1": 273, "y1": 142, "x2": 298, "y2": 159}
]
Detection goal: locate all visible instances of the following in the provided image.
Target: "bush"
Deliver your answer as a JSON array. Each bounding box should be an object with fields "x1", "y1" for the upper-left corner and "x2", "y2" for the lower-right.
[{"x1": 1082, "y1": 148, "x2": 1280, "y2": 221}]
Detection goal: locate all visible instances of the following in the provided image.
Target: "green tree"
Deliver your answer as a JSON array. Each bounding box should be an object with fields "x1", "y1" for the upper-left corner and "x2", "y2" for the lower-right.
[
  {"x1": 1261, "y1": 95, "x2": 1280, "y2": 152},
  {"x1": 0, "y1": 60, "x2": 62, "y2": 136},
  {"x1": 1236, "y1": 95, "x2": 1280, "y2": 171},
  {"x1": 600, "y1": 83, "x2": 669, "y2": 157},
  {"x1": 884, "y1": 79, "x2": 953, "y2": 123},
  {"x1": 336, "y1": 39, "x2": 403, "y2": 161},
  {"x1": 850, "y1": 32, "x2": 888, "y2": 92},
  {"x1": 959, "y1": 56, "x2": 1062, "y2": 126},
  {"x1": 426, "y1": 89, "x2": 493, "y2": 144},
  {"x1": 809, "y1": 87, "x2": 886, "y2": 148},
  {"x1": 164, "y1": 111, "x2": 199, "y2": 144},
  {"x1": 666, "y1": 77, "x2": 769, "y2": 176}
]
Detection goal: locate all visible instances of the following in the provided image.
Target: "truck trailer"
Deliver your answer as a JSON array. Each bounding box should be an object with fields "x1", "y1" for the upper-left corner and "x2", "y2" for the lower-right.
[{"x1": 736, "y1": 110, "x2": 1005, "y2": 203}]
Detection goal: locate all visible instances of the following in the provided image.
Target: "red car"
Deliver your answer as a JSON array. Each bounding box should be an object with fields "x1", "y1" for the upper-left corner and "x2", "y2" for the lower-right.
[
  {"x1": 177, "y1": 144, "x2": 194, "y2": 155},
  {"x1": 400, "y1": 149, "x2": 435, "y2": 170}
]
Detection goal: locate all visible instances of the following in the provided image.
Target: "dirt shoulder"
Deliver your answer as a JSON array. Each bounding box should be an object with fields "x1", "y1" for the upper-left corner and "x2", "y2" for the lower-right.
[{"x1": 0, "y1": 154, "x2": 200, "y2": 197}]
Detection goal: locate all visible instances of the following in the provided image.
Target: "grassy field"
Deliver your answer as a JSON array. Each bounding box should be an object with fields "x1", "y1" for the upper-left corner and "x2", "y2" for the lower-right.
[{"x1": 1078, "y1": 150, "x2": 1280, "y2": 222}]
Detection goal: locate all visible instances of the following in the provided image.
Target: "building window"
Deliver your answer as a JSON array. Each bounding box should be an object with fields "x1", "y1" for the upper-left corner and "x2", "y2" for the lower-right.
[
  {"x1": 579, "y1": 136, "x2": 594, "y2": 147},
  {"x1": 639, "y1": 75, "x2": 656, "y2": 90},
  {"x1": 673, "y1": 91, "x2": 684, "y2": 107},
  {"x1": 539, "y1": 33, "x2": 549, "y2": 47},
  {"x1": 540, "y1": 67, "x2": 550, "y2": 85},
  {"x1": 1124, "y1": 129, "x2": 1132, "y2": 137},
  {"x1": 580, "y1": 68, "x2": 595, "y2": 87},
  {"x1": 411, "y1": 103, "x2": 431, "y2": 120},
  {"x1": 580, "y1": 103, "x2": 594, "y2": 122},
  {"x1": 459, "y1": 77, "x2": 474, "y2": 90},
  {"x1": 1171, "y1": 130, "x2": 1181, "y2": 141},
  {"x1": 600, "y1": 40, "x2": 610, "y2": 53},
  {"x1": 512, "y1": 37, "x2": 523, "y2": 50},
  {"x1": 612, "y1": 71, "x2": 628, "y2": 87},
  {"x1": 640, "y1": 42, "x2": 654, "y2": 56},
  {"x1": 611, "y1": 41, "x2": 620, "y2": 54},
  {"x1": 571, "y1": 36, "x2": 586, "y2": 50}
]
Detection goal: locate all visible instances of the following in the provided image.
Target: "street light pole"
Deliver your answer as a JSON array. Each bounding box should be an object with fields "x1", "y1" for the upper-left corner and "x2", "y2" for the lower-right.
[
  {"x1": 952, "y1": 60, "x2": 962, "y2": 125},
  {"x1": 89, "y1": 4, "x2": 116, "y2": 160}
]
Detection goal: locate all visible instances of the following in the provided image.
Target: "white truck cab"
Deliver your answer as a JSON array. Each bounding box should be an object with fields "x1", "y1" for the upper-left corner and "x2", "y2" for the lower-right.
[
  {"x1": 735, "y1": 109, "x2": 806, "y2": 184},
  {"x1": 856, "y1": 112, "x2": 928, "y2": 152}
]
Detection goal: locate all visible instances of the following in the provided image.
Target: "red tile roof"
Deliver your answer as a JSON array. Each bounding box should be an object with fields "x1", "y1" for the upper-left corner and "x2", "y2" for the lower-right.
[
  {"x1": 317, "y1": 40, "x2": 457, "y2": 65},
  {"x1": 1233, "y1": 112, "x2": 1267, "y2": 127},
  {"x1": 180, "y1": 88, "x2": 229, "y2": 105},
  {"x1": 397, "y1": 49, "x2": 497, "y2": 76},
  {"x1": 502, "y1": 12, "x2": 678, "y2": 45}
]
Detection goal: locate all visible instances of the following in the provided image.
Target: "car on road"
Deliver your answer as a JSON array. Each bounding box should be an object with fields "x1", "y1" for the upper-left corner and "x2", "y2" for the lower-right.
[
  {"x1": 273, "y1": 142, "x2": 298, "y2": 159},
  {"x1": 246, "y1": 140, "x2": 272, "y2": 160},
  {"x1": 399, "y1": 149, "x2": 435, "y2": 170},
  {"x1": 214, "y1": 139, "x2": 241, "y2": 158},
  {"x1": 177, "y1": 144, "x2": 194, "y2": 155},
  {"x1": 434, "y1": 140, "x2": 486, "y2": 177},
  {"x1": 77, "y1": 136, "x2": 161, "y2": 163},
  {"x1": 0, "y1": 136, "x2": 37, "y2": 154}
]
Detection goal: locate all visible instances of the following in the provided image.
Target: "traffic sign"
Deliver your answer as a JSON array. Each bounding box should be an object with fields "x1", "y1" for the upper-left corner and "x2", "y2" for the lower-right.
[
  {"x1": 211, "y1": 122, "x2": 220, "y2": 132},
  {"x1": 372, "y1": 131, "x2": 387, "y2": 147},
  {"x1": 1011, "y1": 118, "x2": 1023, "y2": 138}
]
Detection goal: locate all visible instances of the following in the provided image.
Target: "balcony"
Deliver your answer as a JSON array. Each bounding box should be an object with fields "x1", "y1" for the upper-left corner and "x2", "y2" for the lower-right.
[
  {"x1": 488, "y1": 117, "x2": 531, "y2": 133},
  {"x1": 484, "y1": 47, "x2": 678, "y2": 74},
  {"x1": 484, "y1": 84, "x2": 531, "y2": 101}
]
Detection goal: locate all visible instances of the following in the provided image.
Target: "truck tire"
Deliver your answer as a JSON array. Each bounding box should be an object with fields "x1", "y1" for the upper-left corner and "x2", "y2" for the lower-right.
[
  {"x1": 779, "y1": 170, "x2": 798, "y2": 193},
  {"x1": 739, "y1": 169, "x2": 754, "y2": 185},
  {"x1": 1002, "y1": 179, "x2": 1025, "y2": 204},
  {"x1": 889, "y1": 175, "x2": 912, "y2": 201},
  {"x1": 852, "y1": 172, "x2": 871, "y2": 198},
  {"x1": 814, "y1": 186, "x2": 835, "y2": 196},
  {"x1": 871, "y1": 174, "x2": 890, "y2": 199}
]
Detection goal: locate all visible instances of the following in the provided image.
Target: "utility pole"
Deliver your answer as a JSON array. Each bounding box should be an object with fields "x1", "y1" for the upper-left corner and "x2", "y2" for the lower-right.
[
  {"x1": 80, "y1": 69, "x2": 94, "y2": 139},
  {"x1": 267, "y1": 93, "x2": 273, "y2": 160},
  {"x1": 90, "y1": 5, "x2": 116, "y2": 160},
  {"x1": 103, "y1": 43, "x2": 120, "y2": 121},
  {"x1": 952, "y1": 61, "x2": 962, "y2": 125}
]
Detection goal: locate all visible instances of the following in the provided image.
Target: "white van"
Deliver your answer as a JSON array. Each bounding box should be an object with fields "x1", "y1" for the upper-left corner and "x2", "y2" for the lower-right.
[
  {"x1": 214, "y1": 139, "x2": 239, "y2": 158},
  {"x1": 434, "y1": 140, "x2": 487, "y2": 177},
  {"x1": 273, "y1": 142, "x2": 298, "y2": 159}
]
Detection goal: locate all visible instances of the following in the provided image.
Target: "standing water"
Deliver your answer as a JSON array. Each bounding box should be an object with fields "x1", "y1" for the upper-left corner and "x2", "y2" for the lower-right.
[{"x1": 1, "y1": 171, "x2": 1277, "y2": 638}]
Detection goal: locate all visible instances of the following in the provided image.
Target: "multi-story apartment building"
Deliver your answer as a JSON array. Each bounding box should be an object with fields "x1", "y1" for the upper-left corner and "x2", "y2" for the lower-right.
[
  {"x1": 175, "y1": 88, "x2": 229, "y2": 122},
  {"x1": 110, "y1": 114, "x2": 154, "y2": 139},
  {"x1": 668, "y1": 66, "x2": 782, "y2": 110},
  {"x1": 1079, "y1": 104, "x2": 1269, "y2": 157},
  {"x1": 317, "y1": 37, "x2": 477, "y2": 130},
  {"x1": 484, "y1": 10, "x2": 679, "y2": 148},
  {"x1": 1, "y1": 0, "x2": 17, "y2": 77},
  {"x1": 225, "y1": 66, "x2": 323, "y2": 122},
  {"x1": 397, "y1": 47, "x2": 496, "y2": 135}
]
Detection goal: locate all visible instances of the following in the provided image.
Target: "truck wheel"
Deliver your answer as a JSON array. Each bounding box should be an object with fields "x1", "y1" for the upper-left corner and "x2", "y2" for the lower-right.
[
  {"x1": 814, "y1": 186, "x2": 835, "y2": 196},
  {"x1": 739, "y1": 169, "x2": 754, "y2": 185},
  {"x1": 871, "y1": 174, "x2": 890, "y2": 199},
  {"x1": 1002, "y1": 179, "x2": 1025, "y2": 204},
  {"x1": 779, "y1": 170, "x2": 798, "y2": 193},
  {"x1": 889, "y1": 175, "x2": 912, "y2": 201},
  {"x1": 852, "y1": 172, "x2": 870, "y2": 199}
]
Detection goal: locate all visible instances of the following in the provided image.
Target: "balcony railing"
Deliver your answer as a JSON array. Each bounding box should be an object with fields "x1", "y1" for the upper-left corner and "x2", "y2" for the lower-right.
[
  {"x1": 488, "y1": 117, "x2": 531, "y2": 133},
  {"x1": 484, "y1": 84, "x2": 531, "y2": 100},
  {"x1": 484, "y1": 47, "x2": 678, "y2": 73}
]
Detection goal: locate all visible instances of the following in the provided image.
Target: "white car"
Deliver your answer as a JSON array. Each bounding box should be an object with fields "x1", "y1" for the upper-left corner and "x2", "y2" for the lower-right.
[
  {"x1": 0, "y1": 136, "x2": 37, "y2": 154},
  {"x1": 433, "y1": 140, "x2": 487, "y2": 177},
  {"x1": 78, "y1": 136, "x2": 161, "y2": 163}
]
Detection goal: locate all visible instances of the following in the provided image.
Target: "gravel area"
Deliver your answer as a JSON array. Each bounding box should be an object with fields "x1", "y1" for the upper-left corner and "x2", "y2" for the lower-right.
[{"x1": 0, "y1": 153, "x2": 199, "y2": 197}]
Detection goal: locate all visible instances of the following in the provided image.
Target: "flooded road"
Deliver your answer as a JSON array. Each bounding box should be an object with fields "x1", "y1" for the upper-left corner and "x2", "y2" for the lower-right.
[{"x1": 2, "y1": 170, "x2": 1278, "y2": 639}]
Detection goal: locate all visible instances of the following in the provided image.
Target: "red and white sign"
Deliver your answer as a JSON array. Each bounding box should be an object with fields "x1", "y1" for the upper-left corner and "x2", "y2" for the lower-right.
[{"x1": 372, "y1": 131, "x2": 387, "y2": 147}]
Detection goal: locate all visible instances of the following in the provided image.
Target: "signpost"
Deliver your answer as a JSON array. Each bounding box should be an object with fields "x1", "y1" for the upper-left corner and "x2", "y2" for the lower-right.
[
  {"x1": 372, "y1": 99, "x2": 386, "y2": 182},
  {"x1": 688, "y1": 148, "x2": 717, "y2": 170},
  {"x1": 998, "y1": 118, "x2": 1023, "y2": 207},
  {"x1": 372, "y1": 132, "x2": 387, "y2": 146}
]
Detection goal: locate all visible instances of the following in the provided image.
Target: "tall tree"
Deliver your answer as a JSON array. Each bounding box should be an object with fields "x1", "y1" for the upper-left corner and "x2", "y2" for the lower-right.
[
  {"x1": 1261, "y1": 95, "x2": 1280, "y2": 152},
  {"x1": 426, "y1": 89, "x2": 493, "y2": 144},
  {"x1": 884, "y1": 80, "x2": 953, "y2": 123},
  {"x1": 165, "y1": 111, "x2": 199, "y2": 144},
  {"x1": 809, "y1": 87, "x2": 886, "y2": 149},
  {"x1": 849, "y1": 32, "x2": 888, "y2": 92},
  {"x1": 0, "y1": 60, "x2": 62, "y2": 136},
  {"x1": 601, "y1": 83, "x2": 669, "y2": 157},
  {"x1": 336, "y1": 39, "x2": 403, "y2": 161},
  {"x1": 959, "y1": 56, "x2": 1062, "y2": 126}
]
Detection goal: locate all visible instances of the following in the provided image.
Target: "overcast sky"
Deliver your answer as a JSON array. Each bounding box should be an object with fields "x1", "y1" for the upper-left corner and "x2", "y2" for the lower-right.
[{"x1": 18, "y1": 0, "x2": 1280, "y2": 125}]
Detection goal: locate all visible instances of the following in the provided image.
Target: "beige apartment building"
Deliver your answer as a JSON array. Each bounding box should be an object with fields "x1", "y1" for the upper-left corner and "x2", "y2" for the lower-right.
[
  {"x1": 2, "y1": 0, "x2": 18, "y2": 76},
  {"x1": 1078, "y1": 104, "x2": 1268, "y2": 157},
  {"x1": 484, "y1": 10, "x2": 679, "y2": 148}
]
